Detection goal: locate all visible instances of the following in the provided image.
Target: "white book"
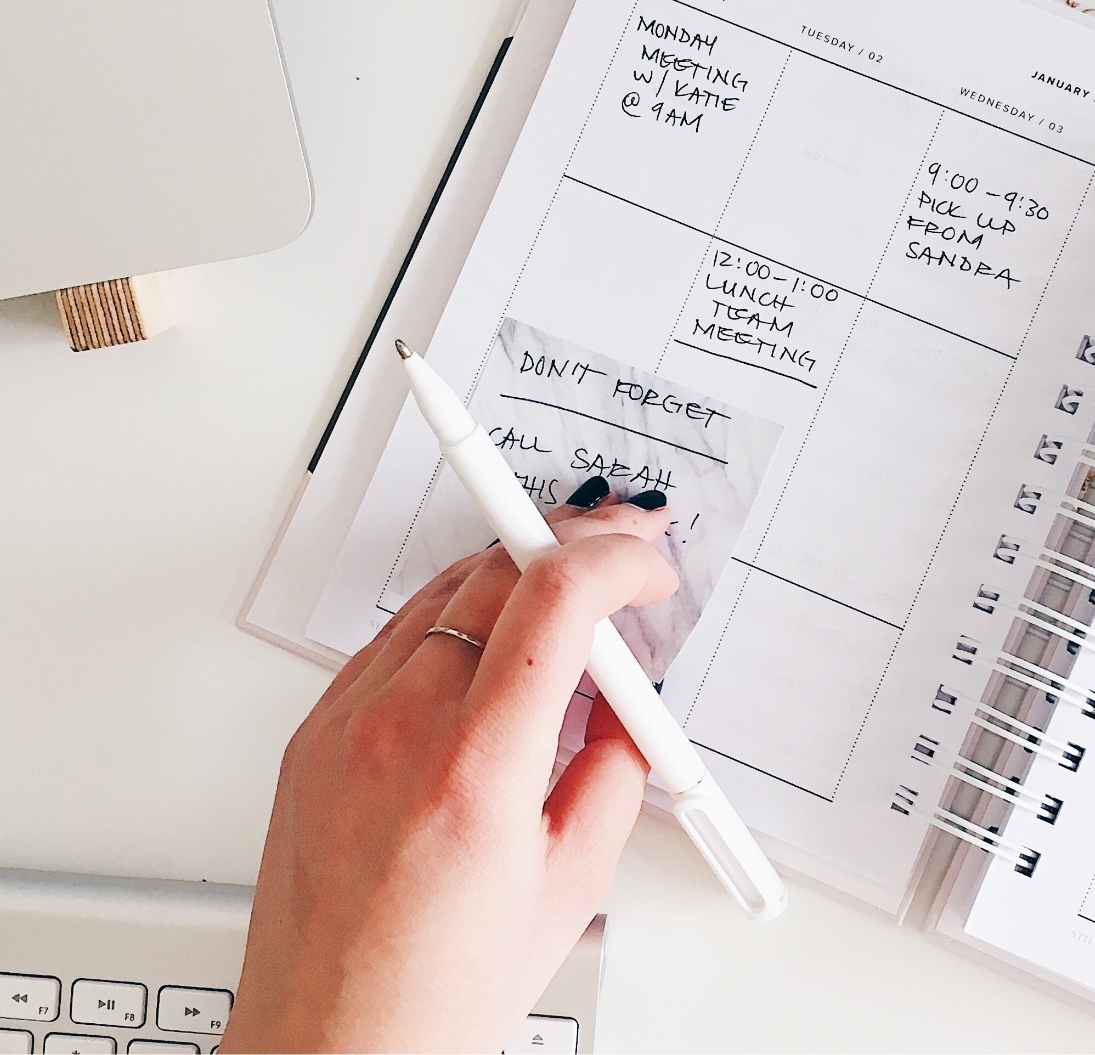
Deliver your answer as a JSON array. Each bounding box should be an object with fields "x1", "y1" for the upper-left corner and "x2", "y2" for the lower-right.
[{"x1": 242, "y1": 0, "x2": 1095, "y2": 1008}]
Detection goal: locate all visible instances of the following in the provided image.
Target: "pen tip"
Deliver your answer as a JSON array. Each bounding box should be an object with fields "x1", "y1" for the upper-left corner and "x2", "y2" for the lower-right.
[{"x1": 395, "y1": 338, "x2": 412, "y2": 360}]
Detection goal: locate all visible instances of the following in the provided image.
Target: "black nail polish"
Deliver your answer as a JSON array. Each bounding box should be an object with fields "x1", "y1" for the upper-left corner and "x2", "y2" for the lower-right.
[
  {"x1": 566, "y1": 476, "x2": 610, "y2": 508},
  {"x1": 627, "y1": 490, "x2": 667, "y2": 510}
]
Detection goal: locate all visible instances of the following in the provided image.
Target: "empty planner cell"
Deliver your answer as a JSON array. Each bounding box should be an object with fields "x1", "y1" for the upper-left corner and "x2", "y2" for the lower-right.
[
  {"x1": 751, "y1": 305, "x2": 1011, "y2": 627},
  {"x1": 684, "y1": 569, "x2": 900, "y2": 798}
]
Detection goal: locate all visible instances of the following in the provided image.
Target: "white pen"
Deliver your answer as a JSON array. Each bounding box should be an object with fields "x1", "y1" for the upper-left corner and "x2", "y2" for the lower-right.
[{"x1": 395, "y1": 338, "x2": 787, "y2": 921}]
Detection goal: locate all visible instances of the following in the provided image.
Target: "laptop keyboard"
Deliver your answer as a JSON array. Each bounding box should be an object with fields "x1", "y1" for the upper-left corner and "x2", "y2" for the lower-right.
[
  {"x1": 0, "y1": 974, "x2": 230, "y2": 1053},
  {"x1": 0, "y1": 972, "x2": 582, "y2": 1054},
  {"x1": 0, "y1": 871, "x2": 601, "y2": 1055}
]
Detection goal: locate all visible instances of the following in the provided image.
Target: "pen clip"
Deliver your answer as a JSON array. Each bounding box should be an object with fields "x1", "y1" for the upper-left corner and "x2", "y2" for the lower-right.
[{"x1": 671, "y1": 771, "x2": 788, "y2": 921}]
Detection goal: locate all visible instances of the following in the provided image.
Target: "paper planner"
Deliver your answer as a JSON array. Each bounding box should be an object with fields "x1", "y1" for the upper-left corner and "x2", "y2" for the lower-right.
[
  {"x1": 382, "y1": 317, "x2": 783, "y2": 683},
  {"x1": 307, "y1": 0, "x2": 1095, "y2": 914}
]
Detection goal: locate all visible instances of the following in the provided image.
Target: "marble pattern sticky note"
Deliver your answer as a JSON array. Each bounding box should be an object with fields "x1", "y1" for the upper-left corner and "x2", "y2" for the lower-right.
[{"x1": 384, "y1": 318, "x2": 782, "y2": 681}]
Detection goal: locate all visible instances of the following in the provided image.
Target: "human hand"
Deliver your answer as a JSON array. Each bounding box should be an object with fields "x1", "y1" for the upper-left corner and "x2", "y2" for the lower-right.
[{"x1": 219, "y1": 482, "x2": 677, "y2": 1053}]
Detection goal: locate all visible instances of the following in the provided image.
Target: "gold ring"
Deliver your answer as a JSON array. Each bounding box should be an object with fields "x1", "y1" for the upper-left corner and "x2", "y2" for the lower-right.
[{"x1": 425, "y1": 625, "x2": 487, "y2": 651}]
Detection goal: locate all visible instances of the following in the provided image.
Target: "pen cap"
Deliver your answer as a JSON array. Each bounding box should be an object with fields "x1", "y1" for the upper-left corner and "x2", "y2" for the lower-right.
[{"x1": 672, "y1": 771, "x2": 788, "y2": 921}]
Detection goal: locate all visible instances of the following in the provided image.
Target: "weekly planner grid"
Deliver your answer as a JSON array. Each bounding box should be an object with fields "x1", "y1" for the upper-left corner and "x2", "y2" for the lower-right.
[{"x1": 303, "y1": 0, "x2": 1095, "y2": 989}]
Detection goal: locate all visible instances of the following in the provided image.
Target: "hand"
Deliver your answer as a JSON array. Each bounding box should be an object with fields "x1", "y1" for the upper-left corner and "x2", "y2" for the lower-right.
[{"x1": 219, "y1": 486, "x2": 677, "y2": 1053}]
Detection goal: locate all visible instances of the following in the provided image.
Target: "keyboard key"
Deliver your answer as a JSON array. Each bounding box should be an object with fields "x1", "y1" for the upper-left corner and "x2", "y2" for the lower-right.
[
  {"x1": 0, "y1": 1029, "x2": 33, "y2": 1055},
  {"x1": 71, "y1": 980, "x2": 147, "y2": 1029},
  {"x1": 155, "y1": 987, "x2": 232, "y2": 1035},
  {"x1": 504, "y1": 1014, "x2": 579, "y2": 1054},
  {"x1": 126, "y1": 1043, "x2": 199, "y2": 1054},
  {"x1": 43, "y1": 1034, "x2": 116, "y2": 1054},
  {"x1": 0, "y1": 973, "x2": 61, "y2": 1022}
]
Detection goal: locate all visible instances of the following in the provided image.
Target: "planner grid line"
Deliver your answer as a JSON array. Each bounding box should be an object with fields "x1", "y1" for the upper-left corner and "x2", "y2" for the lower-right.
[
  {"x1": 370, "y1": 0, "x2": 643, "y2": 619},
  {"x1": 496, "y1": 393, "x2": 731, "y2": 463},
  {"x1": 651, "y1": 48, "x2": 794, "y2": 376},
  {"x1": 730, "y1": 559, "x2": 904, "y2": 631},
  {"x1": 682, "y1": 110, "x2": 947, "y2": 796},
  {"x1": 465, "y1": 0, "x2": 642, "y2": 404},
  {"x1": 671, "y1": 338, "x2": 819, "y2": 389},
  {"x1": 1080, "y1": 871, "x2": 1095, "y2": 924},
  {"x1": 561, "y1": 175, "x2": 1015, "y2": 360},
  {"x1": 690, "y1": 740, "x2": 835, "y2": 802}
]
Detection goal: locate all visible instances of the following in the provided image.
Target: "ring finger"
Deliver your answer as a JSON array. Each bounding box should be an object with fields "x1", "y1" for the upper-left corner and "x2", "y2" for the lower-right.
[
  {"x1": 392, "y1": 546, "x2": 522, "y2": 704},
  {"x1": 339, "y1": 482, "x2": 616, "y2": 703}
]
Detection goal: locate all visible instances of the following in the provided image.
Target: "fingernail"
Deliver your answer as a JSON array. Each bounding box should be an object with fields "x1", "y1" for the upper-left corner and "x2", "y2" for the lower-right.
[
  {"x1": 627, "y1": 490, "x2": 667, "y2": 510},
  {"x1": 566, "y1": 476, "x2": 610, "y2": 508}
]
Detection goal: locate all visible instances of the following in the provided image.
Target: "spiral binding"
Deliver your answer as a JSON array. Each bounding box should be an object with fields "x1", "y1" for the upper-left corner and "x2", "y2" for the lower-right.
[
  {"x1": 894, "y1": 353, "x2": 1095, "y2": 877},
  {"x1": 930, "y1": 685, "x2": 1085, "y2": 771},
  {"x1": 951, "y1": 637, "x2": 1095, "y2": 717},
  {"x1": 891, "y1": 786, "x2": 1042, "y2": 875}
]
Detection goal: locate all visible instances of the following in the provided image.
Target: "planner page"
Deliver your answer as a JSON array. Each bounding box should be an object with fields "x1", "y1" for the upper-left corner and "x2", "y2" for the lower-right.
[{"x1": 308, "y1": 0, "x2": 1095, "y2": 908}]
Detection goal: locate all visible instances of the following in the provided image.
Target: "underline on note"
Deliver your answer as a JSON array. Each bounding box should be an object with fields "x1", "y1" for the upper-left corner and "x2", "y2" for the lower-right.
[
  {"x1": 673, "y1": 339, "x2": 819, "y2": 388},
  {"x1": 690, "y1": 741, "x2": 836, "y2": 801},
  {"x1": 670, "y1": 0, "x2": 1094, "y2": 169},
  {"x1": 562, "y1": 176, "x2": 1017, "y2": 361},
  {"x1": 496, "y1": 394, "x2": 730, "y2": 464},
  {"x1": 733, "y1": 558, "x2": 906, "y2": 631}
]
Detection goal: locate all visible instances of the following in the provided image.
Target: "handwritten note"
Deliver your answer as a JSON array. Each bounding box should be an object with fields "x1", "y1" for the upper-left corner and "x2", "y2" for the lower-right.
[{"x1": 386, "y1": 318, "x2": 782, "y2": 680}]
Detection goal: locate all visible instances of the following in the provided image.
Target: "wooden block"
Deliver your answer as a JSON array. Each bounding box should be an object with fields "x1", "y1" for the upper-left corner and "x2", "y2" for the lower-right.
[{"x1": 55, "y1": 272, "x2": 176, "y2": 351}]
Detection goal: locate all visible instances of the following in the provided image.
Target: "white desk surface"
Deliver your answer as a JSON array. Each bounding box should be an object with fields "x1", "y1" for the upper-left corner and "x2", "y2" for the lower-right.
[{"x1": 1, "y1": 2, "x2": 1093, "y2": 1050}]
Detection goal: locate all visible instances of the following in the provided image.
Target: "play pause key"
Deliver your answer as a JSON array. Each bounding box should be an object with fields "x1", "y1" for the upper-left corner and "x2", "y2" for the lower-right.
[
  {"x1": 0, "y1": 973, "x2": 60, "y2": 1022},
  {"x1": 71, "y1": 980, "x2": 147, "y2": 1029},
  {"x1": 155, "y1": 987, "x2": 232, "y2": 1035}
]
